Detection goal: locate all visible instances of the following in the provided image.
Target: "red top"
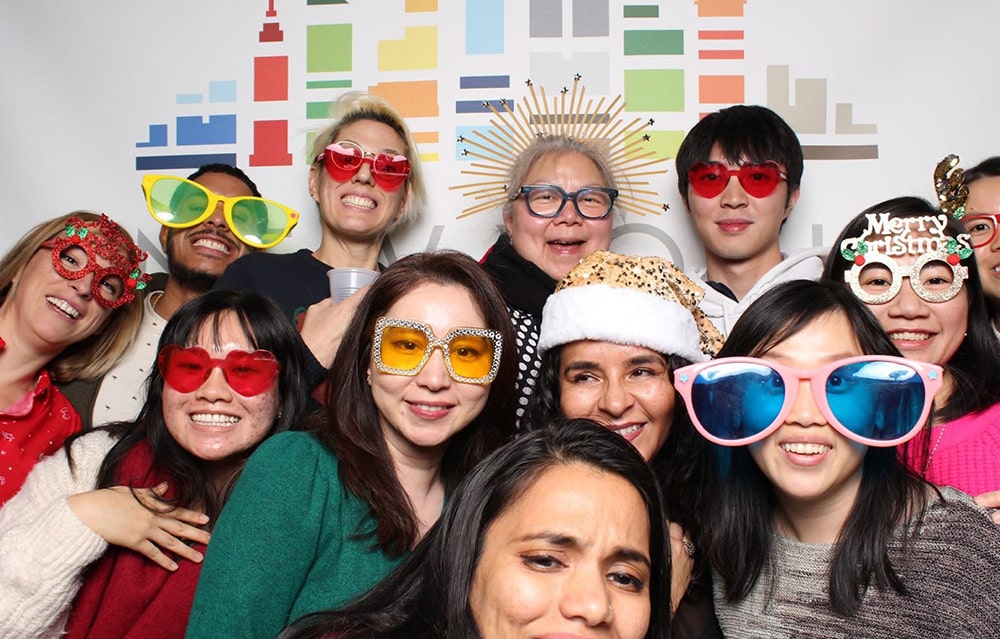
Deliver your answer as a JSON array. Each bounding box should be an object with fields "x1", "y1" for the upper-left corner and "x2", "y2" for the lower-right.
[{"x1": 0, "y1": 367, "x2": 82, "y2": 506}]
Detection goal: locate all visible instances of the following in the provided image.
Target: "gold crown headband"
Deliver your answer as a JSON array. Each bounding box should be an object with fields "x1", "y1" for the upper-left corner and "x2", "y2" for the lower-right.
[
  {"x1": 451, "y1": 75, "x2": 669, "y2": 219},
  {"x1": 934, "y1": 154, "x2": 969, "y2": 219}
]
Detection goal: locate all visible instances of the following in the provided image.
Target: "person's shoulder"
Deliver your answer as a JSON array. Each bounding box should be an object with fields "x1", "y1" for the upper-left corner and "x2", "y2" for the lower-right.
[
  {"x1": 918, "y1": 486, "x2": 1000, "y2": 542},
  {"x1": 249, "y1": 430, "x2": 337, "y2": 470}
]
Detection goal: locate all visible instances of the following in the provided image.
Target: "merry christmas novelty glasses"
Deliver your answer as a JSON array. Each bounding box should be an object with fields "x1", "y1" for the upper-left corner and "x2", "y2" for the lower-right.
[
  {"x1": 158, "y1": 345, "x2": 281, "y2": 397},
  {"x1": 674, "y1": 356, "x2": 943, "y2": 447},
  {"x1": 142, "y1": 175, "x2": 299, "y2": 249},
  {"x1": 687, "y1": 161, "x2": 788, "y2": 199},
  {"x1": 513, "y1": 185, "x2": 619, "y2": 220},
  {"x1": 317, "y1": 141, "x2": 411, "y2": 191},
  {"x1": 372, "y1": 317, "x2": 503, "y2": 385},
  {"x1": 844, "y1": 251, "x2": 968, "y2": 305}
]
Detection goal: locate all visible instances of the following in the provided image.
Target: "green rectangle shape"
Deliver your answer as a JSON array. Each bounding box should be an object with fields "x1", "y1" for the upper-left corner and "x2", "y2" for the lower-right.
[
  {"x1": 624, "y1": 5, "x2": 659, "y2": 18},
  {"x1": 307, "y1": 101, "x2": 333, "y2": 119},
  {"x1": 624, "y1": 30, "x2": 683, "y2": 55},
  {"x1": 625, "y1": 69, "x2": 684, "y2": 112},
  {"x1": 307, "y1": 24, "x2": 352, "y2": 73},
  {"x1": 306, "y1": 80, "x2": 353, "y2": 89},
  {"x1": 307, "y1": 0, "x2": 348, "y2": 4}
]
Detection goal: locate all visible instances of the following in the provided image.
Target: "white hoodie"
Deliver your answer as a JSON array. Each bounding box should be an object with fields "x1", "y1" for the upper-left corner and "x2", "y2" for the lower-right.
[{"x1": 688, "y1": 246, "x2": 829, "y2": 337}]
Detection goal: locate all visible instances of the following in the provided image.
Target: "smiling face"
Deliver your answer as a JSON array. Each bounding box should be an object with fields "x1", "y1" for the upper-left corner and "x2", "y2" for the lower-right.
[
  {"x1": 558, "y1": 341, "x2": 674, "y2": 463},
  {"x1": 964, "y1": 175, "x2": 1000, "y2": 306},
  {"x1": 161, "y1": 311, "x2": 280, "y2": 466},
  {"x1": 747, "y1": 311, "x2": 867, "y2": 523},
  {"x1": 160, "y1": 172, "x2": 256, "y2": 289},
  {"x1": 368, "y1": 282, "x2": 491, "y2": 463},
  {"x1": 469, "y1": 462, "x2": 652, "y2": 639},
  {"x1": 504, "y1": 151, "x2": 614, "y2": 282},
  {"x1": 308, "y1": 118, "x2": 409, "y2": 245},
  {"x1": 685, "y1": 144, "x2": 798, "y2": 276}
]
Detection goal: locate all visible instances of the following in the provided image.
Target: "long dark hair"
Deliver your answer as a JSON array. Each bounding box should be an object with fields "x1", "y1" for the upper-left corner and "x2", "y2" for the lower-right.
[
  {"x1": 67, "y1": 289, "x2": 310, "y2": 523},
  {"x1": 703, "y1": 279, "x2": 932, "y2": 615},
  {"x1": 821, "y1": 196, "x2": 1000, "y2": 420},
  {"x1": 319, "y1": 251, "x2": 518, "y2": 555},
  {"x1": 523, "y1": 348, "x2": 712, "y2": 545},
  {"x1": 279, "y1": 418, "x2": 671, "y2": 639}
]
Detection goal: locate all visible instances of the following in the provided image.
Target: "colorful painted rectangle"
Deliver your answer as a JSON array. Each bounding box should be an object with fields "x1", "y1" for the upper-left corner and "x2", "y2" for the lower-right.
[
  {"x1": 306, "y1": 0, "x2": 347, "y2": 4},
  {"x1": 413, "y1": 131, "x2": 440, "y2": 143},
  {"x1": 625, "y1": 69, "x2": 684, "y2": 111},
  {"x1": 624, "y1": 5, "x2": 659, "y2": 18},
  {"x1": 176, "y1": 94, "x2": 202, "y2": 104},
  {"x1": 698, "y1": 30, "x2": 743, "y2": 40},
  {"x1": 308, "y1": 24, "x2": 352, "y2": 73},
  {"x1": 455, "y1": 99, "x2": 512, "y2": 114},
  {"x1": 378, "y1": 26, "x2": 437, "y2": 71},
  {"x1": 371, "y1": 80, "x2": 439, "y2": 117},
  {"x1": 176, "y1": 114, "x2": 237, "y2": 145},
  {"x1": 803, "y1": 145, "x2": 879, "y2": 160},
  {"x1": 306, "y1": 79, "x2": 353, "y2": 89},
  {"x1": 250, "y1": 120, "x2": 294, "y2": 166},
  {"x1": 136, "y1": 124, "x2": 168, "y2": 148},
  {"x1": 624, "y1": 30, "x2": 683, "y2": 55},
  {"x1": 699, "y1": 75, "x2": 744, "y2": 103},
  {"x1": 209, "y1": 81, "x2": 237, "y2": 103},
  {"x1": 695, "y1": 0, "x2": 746, "y2": 17},
  {"x1": 255, "y1": 57, "x2": 288, "y2": 102},
  {"x1": 136, "y1": 153, "x2": 237, "y2": 171},
  {"x1": 531, "y1": 0, "x2": 562, "y2": 37},
  {"x1": 467, "y1": 0, "x2": 503, "y2": 54},
  {"x1": 306, "y1": 101, "x2": 332, "y2": 119},
  {"x1": 698, "y1": 49, "x2": 744, "y2": 59},
  {"x1": 460, "y1": 75, "x2": 510, "y2": 89},
  {"x1": 406, "y1": 0, "x2": 437, "y2": 11}
]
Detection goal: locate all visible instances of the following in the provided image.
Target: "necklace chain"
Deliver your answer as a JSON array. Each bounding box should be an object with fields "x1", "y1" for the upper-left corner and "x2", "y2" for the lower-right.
[{"x1": 923, "y1": 424, "x2": 946, "y2": 475}]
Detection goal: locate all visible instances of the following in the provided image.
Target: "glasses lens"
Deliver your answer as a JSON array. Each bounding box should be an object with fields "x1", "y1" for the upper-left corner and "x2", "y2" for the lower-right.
[
  {"x1": 159, "y1": 345, "x2": 210, "y2": 393},
  {"x1": 95, "y1": 273, "x2": 126, "y2": 304},
  {"x1": 690, "y1": 361, "x2": 785, "y2": 441},
  {"x1": 379, "y1": 325, "x2": 431, "y2": 372},
  {"x1": 738, "y1": 163, "x2": 783, "y2": 198},
  {"x1": 328, "y1": 143, "x2": 363, "y2": 169},
  {"x1": 688, "y1": 163, "x2": 729, "y2": 199},
  {"x1": 825, "y1": 360, "x2": 926, "y2": 441},
  {"x1": 222, "y1": 350, "x2": 280, "y2": 396},
  {"x1": 229, "y1": 198, "x2": 294, "y2": 247},
  {"x1": 524, "y1": 186, "x2": 566, "y2": 217},
  {"x1": 149, "y1": 178, "x2": 211, "y2": 225},
  {"x1": 963, "y1": 215, "x2": 998, "y2": 248},
  {"x1": 575, "y1": 188, "x2": 614, "y2": 219},
  {"x1": 371, "y1": 154, "x2": 410, "y2": 189},
  {"x1": 447, "y1": 333, "x2": 497, "y2": 380},
  {"x1": 55, "y1": 245, "x2": 90, "y2": 277}
]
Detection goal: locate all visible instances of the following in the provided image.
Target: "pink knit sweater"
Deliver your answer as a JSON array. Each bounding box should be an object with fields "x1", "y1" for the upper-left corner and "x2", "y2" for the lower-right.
[{"x1": 907, "y1": 401, "x2": 1000, "y2": 497}]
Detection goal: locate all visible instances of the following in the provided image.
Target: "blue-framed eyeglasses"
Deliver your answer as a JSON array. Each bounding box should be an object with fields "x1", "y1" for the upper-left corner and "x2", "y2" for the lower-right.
[{"x1": 512, "y1": 184, "x2": 619, "y2": 220}]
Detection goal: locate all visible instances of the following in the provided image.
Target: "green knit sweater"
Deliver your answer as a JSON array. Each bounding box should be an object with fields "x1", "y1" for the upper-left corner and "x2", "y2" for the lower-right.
[{"x1": 185, "y1": 431, "x2": 403, "y2": 639}]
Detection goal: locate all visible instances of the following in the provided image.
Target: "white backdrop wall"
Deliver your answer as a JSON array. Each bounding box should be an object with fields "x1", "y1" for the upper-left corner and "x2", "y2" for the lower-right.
[{"x1": 2, "y1": 0, "x2": 998, "y2": 273}]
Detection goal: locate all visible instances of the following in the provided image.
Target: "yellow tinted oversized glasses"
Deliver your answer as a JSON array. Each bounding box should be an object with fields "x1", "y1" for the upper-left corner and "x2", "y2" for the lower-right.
[
  {"x1": 372, "y1": 317, "x2": 503, "y2": 385},
  {"x1": 141, "y1": 174, "x2": 299, "y2": 249}
]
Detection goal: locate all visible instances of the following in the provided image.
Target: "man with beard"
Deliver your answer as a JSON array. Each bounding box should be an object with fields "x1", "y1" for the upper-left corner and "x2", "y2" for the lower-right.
[{"x1": 61, "y1": 165, "x2": 267, "y2": 428}]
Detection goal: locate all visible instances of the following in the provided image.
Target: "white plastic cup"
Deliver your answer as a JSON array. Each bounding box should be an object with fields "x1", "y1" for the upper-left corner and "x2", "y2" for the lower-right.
[{"x1": 328, "y1": 267, "x2": 379, "y2": 303}]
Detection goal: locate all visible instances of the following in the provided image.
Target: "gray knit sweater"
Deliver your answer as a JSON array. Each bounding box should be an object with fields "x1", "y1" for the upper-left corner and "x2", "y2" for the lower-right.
[{"x1": 714, "y1": 487, "x2": 1000, "y2": 638}]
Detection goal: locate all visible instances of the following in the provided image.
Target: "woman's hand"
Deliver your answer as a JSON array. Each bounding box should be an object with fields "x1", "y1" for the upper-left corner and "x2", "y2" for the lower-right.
[
  {"x1": 668, "y1": 521, "x2": 695, "y2": 613},
  {"x1": 298, "y1": 288, "x2": 367, "y2": 368},
  {"x1": 974, "y1": 490, "x2": 1000, "y2": 524},
  {"x1": 66, "y1": 482, "x2": 211, "y2": 571}
]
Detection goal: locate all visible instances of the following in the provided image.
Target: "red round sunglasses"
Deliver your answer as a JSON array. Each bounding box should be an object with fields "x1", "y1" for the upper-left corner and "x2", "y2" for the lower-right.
[
  {"x1": 688, "y1": 161, "x2": 787, "y2": 199},
  {"x1": 157, "y1": 345, "x2": 280, "y2": 397},
  {"x1": 318, "y1": 141, "x2": 410, "y2": 191}
]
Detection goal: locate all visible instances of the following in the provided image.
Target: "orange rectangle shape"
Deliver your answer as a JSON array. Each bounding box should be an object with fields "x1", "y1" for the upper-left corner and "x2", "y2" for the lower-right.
[
  {"x1": 254, "y1": 56, "x2": 288, "y2": 102},
  {"x1": 413, "y1": 131, "x2": 439, "y2": 143},
  {"x1": 696, "y1": 0, "x2": 746, "y2": 17},
  {"x1": 699, "y1": 75, "x2": 744, "y2": 104},
  {"x1": 698, "y1": 49, "x2": 744, "y2": 60},
  {"x1": 698, "y1": 30, "x2": 744, "y2": 40},
  {"x1": 370, "y1": 80, "x2": 439, "y2": 118}
]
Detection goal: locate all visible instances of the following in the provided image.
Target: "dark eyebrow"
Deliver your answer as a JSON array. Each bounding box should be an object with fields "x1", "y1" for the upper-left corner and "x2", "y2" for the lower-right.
[
  {"x1": 516, "y1": 531, "x2": 651, "y2": 569},
  {"x1": 563, "y1": 354, "x2": 665, "y2": 373}
]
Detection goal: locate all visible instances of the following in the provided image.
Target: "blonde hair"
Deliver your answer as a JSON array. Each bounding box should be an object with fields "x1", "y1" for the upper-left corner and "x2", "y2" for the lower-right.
[
  {"x1": 310, "y1": 92, "x2": 426, "y2": 228},
  {"x1": 0, "y1": 211, "x2": 146, "y2": 382}
]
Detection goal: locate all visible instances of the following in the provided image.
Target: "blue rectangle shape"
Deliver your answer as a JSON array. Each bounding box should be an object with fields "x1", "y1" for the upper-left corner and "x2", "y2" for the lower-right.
[
  {"x1": 466, "y1": 0, "x2": 503, "y2": 54},
  {"x1": 176, "y1": 114, "x2": 237, "y2": 145},
  {"x1": 135, "y1": 153, "x2": 238, "y2": 171},
  {"x1": 209, "y1": 80, "x2": 237, "y2": 103},
  {"x1": 455, "y1": 99, "x2": 512, "y2": 113},
  {"x1": 136, "y1": 124, "x2": 168, "y2": 148},
  {"x1": 460, "y1": 75, "x2": 510, "y2": 89},
  {"x1": 176, "y1": 94, "x2": 203, "y2": 104}
]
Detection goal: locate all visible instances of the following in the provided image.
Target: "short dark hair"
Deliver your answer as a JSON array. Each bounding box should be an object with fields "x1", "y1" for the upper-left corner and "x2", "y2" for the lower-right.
[
  {"x1": 319, "y1": 250, "x2": 519, "y2": 556},
  {"x1": 675, "y1": 105, "x2": 803, "y2": 207},
  {"x1": 821, "y1": 196, "x2": 1000, "y2": 420},
  {"x1": 187, "y1": 163, "x2": 261, "y2": 197},
  {"x1": 963, "y1": 156, "x2": 1000, "y2": 186},
  {"x1": 72, "y1": 289, "x2": 311, "y2": 523},
  {"x1": 279, "y1": 418, "x2": 672, "y2": 639},
  {"x1": 705, "y1": 279, "x2": 932, "y2": 616}
]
